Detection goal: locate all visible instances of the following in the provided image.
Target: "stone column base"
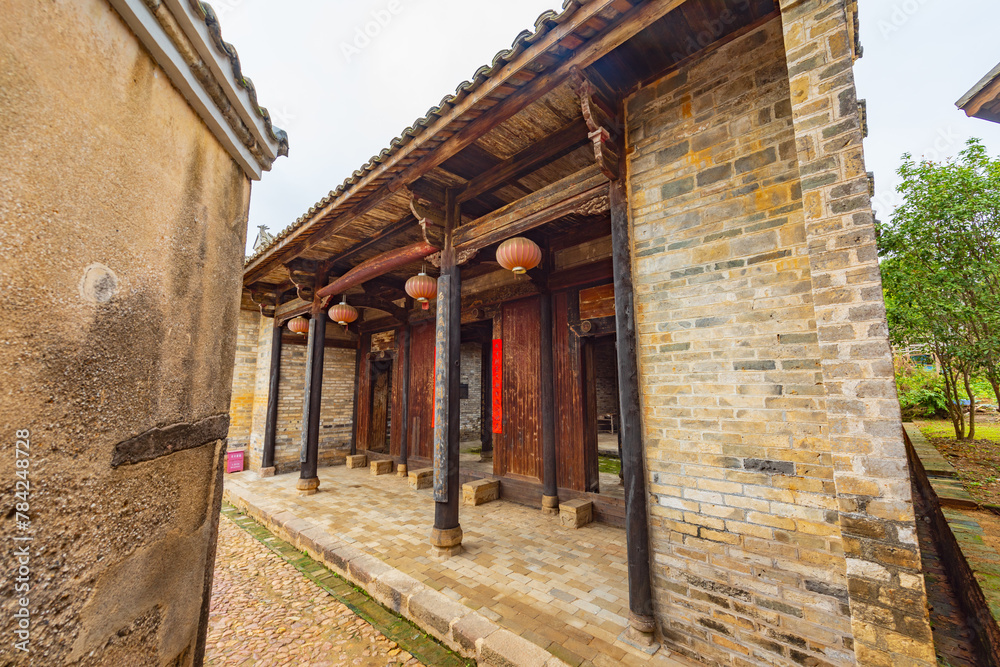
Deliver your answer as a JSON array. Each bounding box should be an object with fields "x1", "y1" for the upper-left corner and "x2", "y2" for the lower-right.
[
  {"x1": 430, "y1": 525, "x2": 463, "y2": 558},
  {"x1": 397, "y1": 463, "x2": 408, "y2": 477},
  {"x1": 541, "y1": 494, "x2": 559, "y2": 515},
  {"x1": 259, "y1": 466, "x2": 276, "y2": 478},
  {"x1": 295, "y1": 476, "x2": 320, "y2": 495},
  {"x1": 346, "y1": 454, "x2": 367, "y2": 469}
]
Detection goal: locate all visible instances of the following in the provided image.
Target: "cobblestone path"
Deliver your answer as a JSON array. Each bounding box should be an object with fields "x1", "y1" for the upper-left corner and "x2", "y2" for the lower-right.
[{"x1": 205, "y1": 506, "x2": 470, "y2": 666}]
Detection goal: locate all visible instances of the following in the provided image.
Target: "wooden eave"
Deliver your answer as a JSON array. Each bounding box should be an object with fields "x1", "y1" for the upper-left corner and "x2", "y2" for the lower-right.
[
  {"x1": 958, "y1": 62, "x2": 1000, "y2": 125},
  {"x1": 243, "y1": 0, "x2": 778, "y2": 308}
]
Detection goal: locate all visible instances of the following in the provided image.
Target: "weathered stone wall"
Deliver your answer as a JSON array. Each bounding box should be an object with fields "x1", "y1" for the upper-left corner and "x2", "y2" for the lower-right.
[
  {"x1": 0, "y1": 0, "x2": 251, "y2": 664},
  {"x1": 460, "y1": 343, "x2": 483, "y2": 441},
  {"x1": 626, "y1": 10, "x2": 932, "y2": 666},
  {"x1": 228, "y1": 309, "x2": 261, "y2": 449}
]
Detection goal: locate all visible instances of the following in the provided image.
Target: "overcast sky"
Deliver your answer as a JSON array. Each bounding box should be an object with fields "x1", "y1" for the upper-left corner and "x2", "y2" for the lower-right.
[{"x1": 219, "y1": 0, "x2": 1000, "y2": 252}]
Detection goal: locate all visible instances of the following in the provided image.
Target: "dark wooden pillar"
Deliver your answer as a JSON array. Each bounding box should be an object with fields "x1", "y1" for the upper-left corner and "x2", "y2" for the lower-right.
[
  {"x1": 397, "y1": 322, "x2": 411, "y2": 475},
  {"x1": 480, "y1": 341, "x2": 493, "y2": 460},
  {"x1": 297, "y1": 311, "x2": 326, "y2": 495},
  {"x1": 431, "y1": 189, "x2": 463, "y2": 557},
  {"x1": 348, "y1": 342, "x2": 362, "y2": 456},
  {"x1": 540, "y1": 292, "x2": 558, "y2": 514},
  {"x1": 261, "y1": 315, "x2": 283, "y2": 475},
  {"x1": 610, "y1": 179, "x2": 657, "y2": 644}
]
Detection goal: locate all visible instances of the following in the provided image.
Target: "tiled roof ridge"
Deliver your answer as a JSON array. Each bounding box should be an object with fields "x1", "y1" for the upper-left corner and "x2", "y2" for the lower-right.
[
  {"x1": 245, "y1": 0, "x2": 584, "y2": 265},
  {"x1": 194, "y1": 0, "x2": 290, "y2": 157}
]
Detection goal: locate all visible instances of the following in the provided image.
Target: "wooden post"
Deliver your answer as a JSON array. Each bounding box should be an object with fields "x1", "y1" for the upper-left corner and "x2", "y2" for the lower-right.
[
  {"x1": 348, "y1": 342, "x2": 362, "y2": 456},
  {"x1": 480, "y1": 340, "x2": 493, "y2": 460},
  {"x1": 261, "y1": 315, "x2": 283, "y2": 475},
  {"x1": 540, "y1": 291, "x2": 559, "y2": 514},
  {"x1": 431, "y1": 189, "x2": 463, "y2": 557},
  {"x1": 297, "y1": 311, "x2": 326, "y2": 495},
  {"x1": 397, "y1": 321, "x2": 411, "y2": 476},
  {"x1": 610, "y1": 178, "x2": 657, "y2": 645}
]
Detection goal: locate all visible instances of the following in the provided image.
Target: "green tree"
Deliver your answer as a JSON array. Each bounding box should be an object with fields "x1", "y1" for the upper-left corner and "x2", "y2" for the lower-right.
[{"x1": 878, "y1": 139, "x2": 1000, "y2": 439}]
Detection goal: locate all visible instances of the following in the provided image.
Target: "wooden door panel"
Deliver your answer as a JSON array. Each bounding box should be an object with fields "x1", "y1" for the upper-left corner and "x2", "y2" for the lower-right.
[{"x1": 499, "y1": 296, "x2": 542, "y2": 481}]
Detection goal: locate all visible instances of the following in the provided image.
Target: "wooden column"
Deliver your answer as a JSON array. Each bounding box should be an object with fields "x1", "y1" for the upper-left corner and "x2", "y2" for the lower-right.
[
  {"x1": 397, "y1": 322, "x2": 411, "y2": 475},
  {"x1": 348, "y1": 342, "x2": 362, "y2": 456},
  {"x1": 480, "y1": 341, "x2": 493, "y2": 460},
  {"x1": 261, "y1": 315, "x2": 283, "y2": 476},
  {"x1": 610, "y1": 179, "x2": 656, "y2": 644},
  {"x1": 540, "y1": 291, "x2": 559, "y2": 514},
  {"x1": 431, "y1": 189, "x2": 463, "y2": 557},
  {"x1": 297, "y1": 311, "x2": 326, "y2": 495}
]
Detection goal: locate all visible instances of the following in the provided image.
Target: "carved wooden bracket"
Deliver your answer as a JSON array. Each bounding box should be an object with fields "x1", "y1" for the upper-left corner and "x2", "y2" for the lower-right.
[
  {"x1": 409, "y1": 195, "x2": 446, "y2": 249},
  {"x1": 426, "y1": 248, "x2": 478, "y2": 268},
  {"x1": 248, "y1": 286, "x2": 278, "y2": 318},
  {"x1": 570, "y1": 68, "x2": 622, "y2": 181},
  {"x1": 286, "y1": 258, "x2": 320, "y2": 302}
]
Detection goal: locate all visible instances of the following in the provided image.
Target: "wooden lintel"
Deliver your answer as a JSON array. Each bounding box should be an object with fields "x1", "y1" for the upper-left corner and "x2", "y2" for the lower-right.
[
  {"x1": 456, "y1": 118, "x2": 589, "y2": 204},
  {"x1": 281, "y1": 333, "x2": 359, "y2": 350},
  {"x1": 316, "y1": 241, "x2": 438, "y2": 304},
  {"x1": 453, "y1": 165, "x2": 609, "y2": 253}
]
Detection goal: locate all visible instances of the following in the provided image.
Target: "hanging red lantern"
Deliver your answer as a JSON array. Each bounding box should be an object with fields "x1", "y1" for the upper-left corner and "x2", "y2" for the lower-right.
[
  {"x1": 287, "y1": 316, "x2": 309, "y2": 335},
  {"x1": 328, "y1": 299, "x2": 359, "y2": 326},
  {"x1": 496, "y1": 237, "x2": 542, "y2": 275},
  {"x1": 405, "y1": 271, "x2": 437, "y2": 310}
]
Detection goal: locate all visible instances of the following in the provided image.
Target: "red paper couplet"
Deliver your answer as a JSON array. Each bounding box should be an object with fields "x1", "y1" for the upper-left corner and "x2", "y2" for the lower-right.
[{"x1": 492, "y1": 339, "x2": 503, "y2": 434}]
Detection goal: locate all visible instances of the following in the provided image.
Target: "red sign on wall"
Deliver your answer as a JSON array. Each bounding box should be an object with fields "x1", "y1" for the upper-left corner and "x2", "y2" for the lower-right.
[{"x1": 492, "y1": 339, "x2": 503, "y2": 434}]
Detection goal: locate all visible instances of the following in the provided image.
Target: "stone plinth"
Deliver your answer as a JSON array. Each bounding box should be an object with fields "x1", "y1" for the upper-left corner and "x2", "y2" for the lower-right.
[{"x1": 346, "y1": 454, "x2": 367, "y2": 469}]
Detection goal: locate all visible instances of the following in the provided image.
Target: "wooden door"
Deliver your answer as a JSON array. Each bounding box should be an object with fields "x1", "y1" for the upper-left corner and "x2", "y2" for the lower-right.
[
  {"x1": 369, "y1": 361, "x2": 391, "y2": 452},
  {"x1": 408, "y1": 321, "x2": 435, "y2": 460},
  {"x1": 498, "y1": 296, "x2": 542, "y2": 480}
]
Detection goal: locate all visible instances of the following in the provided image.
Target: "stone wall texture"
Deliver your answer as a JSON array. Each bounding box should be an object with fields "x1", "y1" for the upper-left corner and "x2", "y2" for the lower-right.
[
  {"x1": 0, "y1": 0, "x2": 252, "y2": 664},
  {"x1": 626, "y1": 7, "x2": 933, "y2": 666}
]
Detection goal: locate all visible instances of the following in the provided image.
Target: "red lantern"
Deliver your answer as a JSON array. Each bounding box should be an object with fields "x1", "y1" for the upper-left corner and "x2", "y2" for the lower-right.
[
  {"x1": 406, "y1": 271, "x2": 437, "y2": 310},
  {"x1": 328, "y1": 299, "x2": 359, "y2": 326},
  {"x1": 287, "y1": 316, "x2": 309, "y2": 335},
  {"x1": 496, "y1": 237, "x2": 541, "y2": 275}
]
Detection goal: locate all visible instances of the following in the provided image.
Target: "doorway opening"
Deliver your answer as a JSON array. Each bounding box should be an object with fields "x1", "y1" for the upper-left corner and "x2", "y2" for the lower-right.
[{"x1": 583, "y1": 334, "x2": 622, "y2": 496}]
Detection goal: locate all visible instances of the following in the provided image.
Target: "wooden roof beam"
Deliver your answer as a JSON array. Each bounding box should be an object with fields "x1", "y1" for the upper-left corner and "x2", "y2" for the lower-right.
[
  {"x1": 388, "y1": 0, "x2": 693, "y2": 193},
  {"x1": 453, "y1": 165, "x2": 609, "y2": 253},
  {"x1": 456, "y1": 117, "x2": 589, "y2": 204}
]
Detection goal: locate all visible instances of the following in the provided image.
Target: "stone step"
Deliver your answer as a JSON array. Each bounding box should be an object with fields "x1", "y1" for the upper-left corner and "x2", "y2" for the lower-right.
[
  {"x1": 408, "y1": 467, "x2": 434, "y2": 490},
  {"x1": 346, "y1": 454, "x2": 367, "y2": 469},
  {"x1": 463, "y1": 479, "x2": 499, "y2": 506},
  {"x1": 560, "y1": 498, "x2": 593, "y2": 529},
  {"x1": 370, "y1": 459, "x2": 393, "y2": 475}
]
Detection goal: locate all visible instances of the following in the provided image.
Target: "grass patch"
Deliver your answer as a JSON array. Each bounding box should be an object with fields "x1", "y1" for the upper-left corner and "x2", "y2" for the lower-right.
[
  {"x1": 919, "y1": 420, "x2": 1000, "y2": 443},
  {"x1": 599, "y1": 456, "x2": 621, "y2": 475}
]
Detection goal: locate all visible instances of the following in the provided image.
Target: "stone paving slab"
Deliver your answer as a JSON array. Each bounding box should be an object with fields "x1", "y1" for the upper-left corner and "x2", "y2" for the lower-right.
[
  {"x1": 224, "y1": 466, "x2": 693, "y2": 667},
  {"x1": 207, "y1": 506, "x2": 470, "y2": 666}
]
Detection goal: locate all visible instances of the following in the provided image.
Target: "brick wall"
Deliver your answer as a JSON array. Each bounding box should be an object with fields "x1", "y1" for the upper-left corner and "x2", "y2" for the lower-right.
[
  {"x1": 227, "y1": 308, "x2": 260, "y2": 449},
  {"x1": 626, "y1": 12, "x2": 931, "y2": 665},
  {"x1": 593, "y1": 337, "x2": 619, "y2": 423},
  {"x1": 460, "y1": 342, "x2": 482, "y2": 441},
  {"x1": 272, "y1": 340, "x2": 356, "y2": 472},
  {"x1": 237, "y1": 312, "x2": 358, "y2": 473}
]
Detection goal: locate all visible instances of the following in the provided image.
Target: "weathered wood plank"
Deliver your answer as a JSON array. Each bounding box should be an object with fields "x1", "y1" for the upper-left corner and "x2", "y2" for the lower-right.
[
  {"x1": 579, "y1": 283, "x2": 616, "y2": 320},
  {"x1": 453, "y1": 165, "x2": 608, "y2": 252}
]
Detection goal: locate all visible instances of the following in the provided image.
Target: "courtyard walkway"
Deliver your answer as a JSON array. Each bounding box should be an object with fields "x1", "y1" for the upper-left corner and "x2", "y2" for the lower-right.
[{"x1": 224, "y1": 465, "x2": 690, "y2": 667}]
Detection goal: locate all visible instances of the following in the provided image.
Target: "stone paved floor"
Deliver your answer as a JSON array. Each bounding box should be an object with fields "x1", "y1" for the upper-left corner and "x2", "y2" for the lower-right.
[
  {"x1": 226, "y1": 466, "x2": 689, "y2": 667},
  {"x1": 206, "y1": 509, "x2": 467, "y2": 666}
]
